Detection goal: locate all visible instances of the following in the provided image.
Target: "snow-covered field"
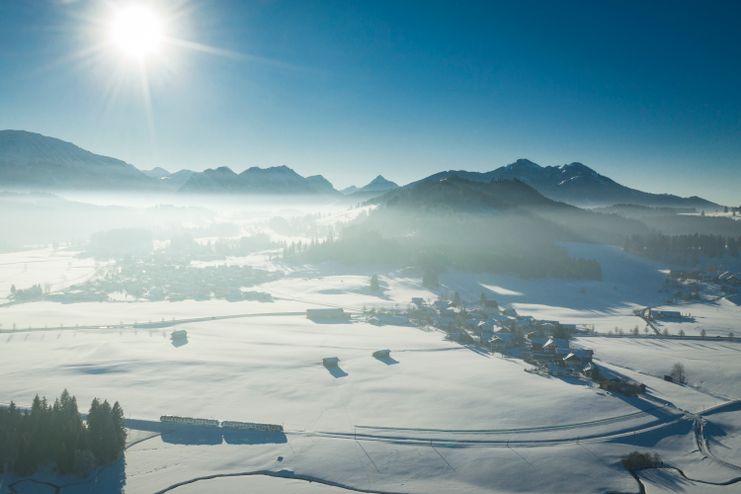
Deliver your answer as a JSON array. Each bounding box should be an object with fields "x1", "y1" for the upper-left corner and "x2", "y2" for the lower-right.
[
  {"x1": 2, "y1": 315, "x2": 652, "y2": 431},
  {"x1": 0, "y1": 248, "x2": 98, "y2": 300},
  {"x1": 575, "y1": 337, "x2": 741, "y2": 404},
  {"x1": 0, "y1": 238, "x2": 740, "y2": 493},
  {"x1": 649, "y1": 298, "x2": 741, "y2": 337}
]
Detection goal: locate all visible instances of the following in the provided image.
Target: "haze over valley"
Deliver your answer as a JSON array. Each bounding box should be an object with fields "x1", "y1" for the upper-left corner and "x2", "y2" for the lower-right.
[{"x1": 1, "y1": 1, "x2": 740, "y2": 494}]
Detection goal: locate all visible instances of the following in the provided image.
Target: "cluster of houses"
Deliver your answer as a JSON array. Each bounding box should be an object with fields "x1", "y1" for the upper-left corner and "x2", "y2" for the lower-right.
[
  {"x1": 525, "y1": 334, "x2": 595, "y2": 376},
  {"x1": 670, "y1": 269, "x2": 741, "y2": 286},
  {"x1": 665, "y1": 268, "x2": 740, "y2": 302},
  {"x1": 313, "y1": 295, "x2": 647, "y2": 394},
  {"x1": 404, "y1": 295, "x2": 595, "y2": 377},
  {"x1": 717, "y1": 271, "x2": 741, "y2": 287}
]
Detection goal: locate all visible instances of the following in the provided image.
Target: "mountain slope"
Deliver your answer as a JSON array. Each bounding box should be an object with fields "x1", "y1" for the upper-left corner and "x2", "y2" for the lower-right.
[
  {"x1": 304, "y1": 176, "x2": 614, "y2": 279},
  {"x1": 142, "y1": 167, "x2": 171, "y2": 179},
  {"x1": 178, "y1": 166, "x2": 240, "y2": 193},
  {"x1": 0, "y1": 130, "x2": 154, "y2": 189},
  {"x1": 160, "y1": 169, "x2": 195, "y2": 189},
  {"x1": 423, "y1": 159, "x2": 719, "y2": 209},
  {"x1": 373, "y1": 175, "x2": 569, "y2": 212},
  {"x1": 371, "y1": 175, "x2": 650, "y2": 244}
]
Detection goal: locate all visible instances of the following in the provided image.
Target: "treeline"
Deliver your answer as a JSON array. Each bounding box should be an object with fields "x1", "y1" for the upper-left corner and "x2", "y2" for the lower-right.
[
  {"x1": 625, "y1": 233, "x2": 741, "y2": 261},
  {"x1": 0, "y1": 390, "x2": 126, "y2": 476},
  {"x1": 285, "y1": 227, "x2": 602, "y2": 281},
  {"x1": 8, "y1": 283, "x2": 45, "y2": 303}
]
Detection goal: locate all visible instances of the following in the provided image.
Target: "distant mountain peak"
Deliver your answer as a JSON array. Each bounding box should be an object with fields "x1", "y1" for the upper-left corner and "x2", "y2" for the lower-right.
[
  {"x1": 508, "y1": 158, "x2": 542, "y2": 169},
  {"x1": 212, "y1": 166, "x2": 236, "y2": 174},
  {"x1": 352, "y1": 174, "x2": 399, "y2": 195},
  {"x1": 559, "y1": 162, "x2": 596, "y2": 174},
  {"x1": 369, "y1": 174, "x2": 393, "y2": 185}
]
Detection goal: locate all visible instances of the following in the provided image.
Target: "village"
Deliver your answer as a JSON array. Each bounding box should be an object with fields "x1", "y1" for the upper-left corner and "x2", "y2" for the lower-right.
[
  {"x1": 303, "y1": 292, "x2": 661, "y2": 398},
  {"x1": 662, "y1": 267, "x2": 741, "y2": 302}
]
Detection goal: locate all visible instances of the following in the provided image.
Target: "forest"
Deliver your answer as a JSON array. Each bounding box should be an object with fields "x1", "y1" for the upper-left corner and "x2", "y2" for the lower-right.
[
  {"x1": 624, "y1": 233, "x2": 741, "y2": 261},
  {"x1": 283, "y1": 201, "x2": 604, "y2": 281},
  {"x1": 0, "y1": 390, "x2": 126, "y2": 477}
]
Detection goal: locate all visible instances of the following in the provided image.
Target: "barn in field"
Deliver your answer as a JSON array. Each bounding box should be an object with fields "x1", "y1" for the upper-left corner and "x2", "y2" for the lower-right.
[
  {"x1": 307, "y1": 308, "x2": 348, "y2": 322},
  {"x1": 322, "y1": 357, "x2": 340, "y2": 368}
]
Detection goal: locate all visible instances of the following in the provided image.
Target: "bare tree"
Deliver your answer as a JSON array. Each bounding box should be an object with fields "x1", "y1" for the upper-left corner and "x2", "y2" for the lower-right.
[{"x1": 670, "y1": 362, "x2": 687, "y2": 384}]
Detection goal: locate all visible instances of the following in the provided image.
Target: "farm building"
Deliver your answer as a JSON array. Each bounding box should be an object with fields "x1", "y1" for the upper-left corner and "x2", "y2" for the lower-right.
[
  {"x1": 369, "y1": 313, "x2": 409, "y2": 326},
  {"x1": 563, "y1": 349, "x2": 594, "y2": 367},
  {"x1": 650, "y1": 309, "x2": 682, "y2": 320},
  {"x1": 170, "y1": 329, "x2": 188, "y2": 340},
  {"x1": 480, "y1": 327, "x2": 515, "y2": 350},
  {"x1": 527, "y1": 335, "x2": 572, "y2": 361},
  {"x1": 322, "y1": 357, "x2": 340, "y2": 368},
  {"x1": 583, "y1": 362, "x2": 595, "y2": 377},
  {"x1": 307, "y1": 308, "x2": 348, "y2": 322}
]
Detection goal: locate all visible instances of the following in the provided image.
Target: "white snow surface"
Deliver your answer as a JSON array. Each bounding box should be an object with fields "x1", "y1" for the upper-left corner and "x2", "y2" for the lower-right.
[{"x1": 0, "y1": 240, "x2": 739, "y2": 493}]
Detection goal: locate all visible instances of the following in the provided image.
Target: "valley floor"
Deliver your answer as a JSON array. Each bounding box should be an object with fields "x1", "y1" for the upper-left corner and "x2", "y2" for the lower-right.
[{"x1": 0, "y1": 243, "x2": 739, "y2": 493}]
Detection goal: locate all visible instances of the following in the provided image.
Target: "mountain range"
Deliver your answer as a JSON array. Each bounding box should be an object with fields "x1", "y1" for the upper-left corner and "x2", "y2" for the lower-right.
[
  {"x1": 0, "y1": 130, "x2": 723, "y2": 208},
  {"x1": 0, "y1": 130, "x2": 153, "y2": 189},
  {"x1": 177, "y1": 165, "x2": 337, "y2": 195},
  {"x1": 421, "y1": 159, "x2": 718, "y2": 209},
  {"x1": 373, "y1": 175, "x2": 566, "y2": 212}
]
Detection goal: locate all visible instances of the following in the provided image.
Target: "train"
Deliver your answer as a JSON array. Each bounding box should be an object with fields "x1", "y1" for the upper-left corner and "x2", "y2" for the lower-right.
[
  {"x1": 221, "y1": 421, "x2": 284, "y2": 433},
  {"x1": 159, "y1": 415, "x2": 283, "y2": 432},
  {"x1": 160, "y1": 415, "x2": 219, "y2": 428}
]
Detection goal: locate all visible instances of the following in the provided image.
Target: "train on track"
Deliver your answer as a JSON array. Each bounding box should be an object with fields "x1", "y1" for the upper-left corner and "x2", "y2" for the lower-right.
[
  {"x1": 160, "y1": 415, "x2": 283, "y2": 432},
  {"x1": 160, "y1": 415, "x2": 220, "y2": 427}
]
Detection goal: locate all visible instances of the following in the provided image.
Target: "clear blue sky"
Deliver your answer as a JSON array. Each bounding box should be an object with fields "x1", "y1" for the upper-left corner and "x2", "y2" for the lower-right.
[{"x1": 0, "y1": 0, "x2": 739, "y2": 203}]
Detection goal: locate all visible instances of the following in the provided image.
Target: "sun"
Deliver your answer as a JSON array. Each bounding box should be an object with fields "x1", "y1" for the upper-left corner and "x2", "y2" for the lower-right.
[{"x1": 109, "y1": 5, "x2": 164, "y2": 61}]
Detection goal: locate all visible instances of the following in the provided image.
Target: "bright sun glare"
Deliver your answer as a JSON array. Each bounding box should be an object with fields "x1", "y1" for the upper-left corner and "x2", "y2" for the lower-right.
[{"x1": 109, "y1": 5, "x2": 164, "y2": 61}]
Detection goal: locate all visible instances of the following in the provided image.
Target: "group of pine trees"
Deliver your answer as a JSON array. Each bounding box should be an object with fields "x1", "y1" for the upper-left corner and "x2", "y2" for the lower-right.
[
  {"x1": 0, "y1": 390, "x2": 126, "y2": 477},
  {"x1": 625, "y1": 233, "x2": 741, "y2": 261},
  {"x1": 7, "y1": 283, "x2": 45, "y2": 302}
]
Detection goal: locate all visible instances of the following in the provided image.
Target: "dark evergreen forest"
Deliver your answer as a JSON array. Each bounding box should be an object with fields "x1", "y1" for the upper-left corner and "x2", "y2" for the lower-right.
[{"x1": 0, "y1": 390, "x2": 126, "y2": 477}]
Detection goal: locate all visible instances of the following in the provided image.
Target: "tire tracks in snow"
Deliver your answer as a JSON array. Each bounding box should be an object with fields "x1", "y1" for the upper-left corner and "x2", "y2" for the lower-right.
[{"x1": 151, "y1": 469, "x2": 408, "y2": 494}]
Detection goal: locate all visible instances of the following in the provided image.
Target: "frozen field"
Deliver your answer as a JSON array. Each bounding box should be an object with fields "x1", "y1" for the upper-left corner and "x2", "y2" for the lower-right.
[
  {"x1": 649, "y1": 298, "x2": 741, "y2": 337},
  {"x1": 575, "y1": 337, "x2": 741, "y2": 405},
  {"x1": 2, "y1": 315, "x2": 652, "y2": 431},
  {"x1": 0, "y1": 248, "x2": 98, "y2": 300},
  {"x1": 1, "y1": 306, "x2": 740, "y2": 493},
  {"x1": 0, "y1": 242, "x2": 739, "y2": 493}
]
